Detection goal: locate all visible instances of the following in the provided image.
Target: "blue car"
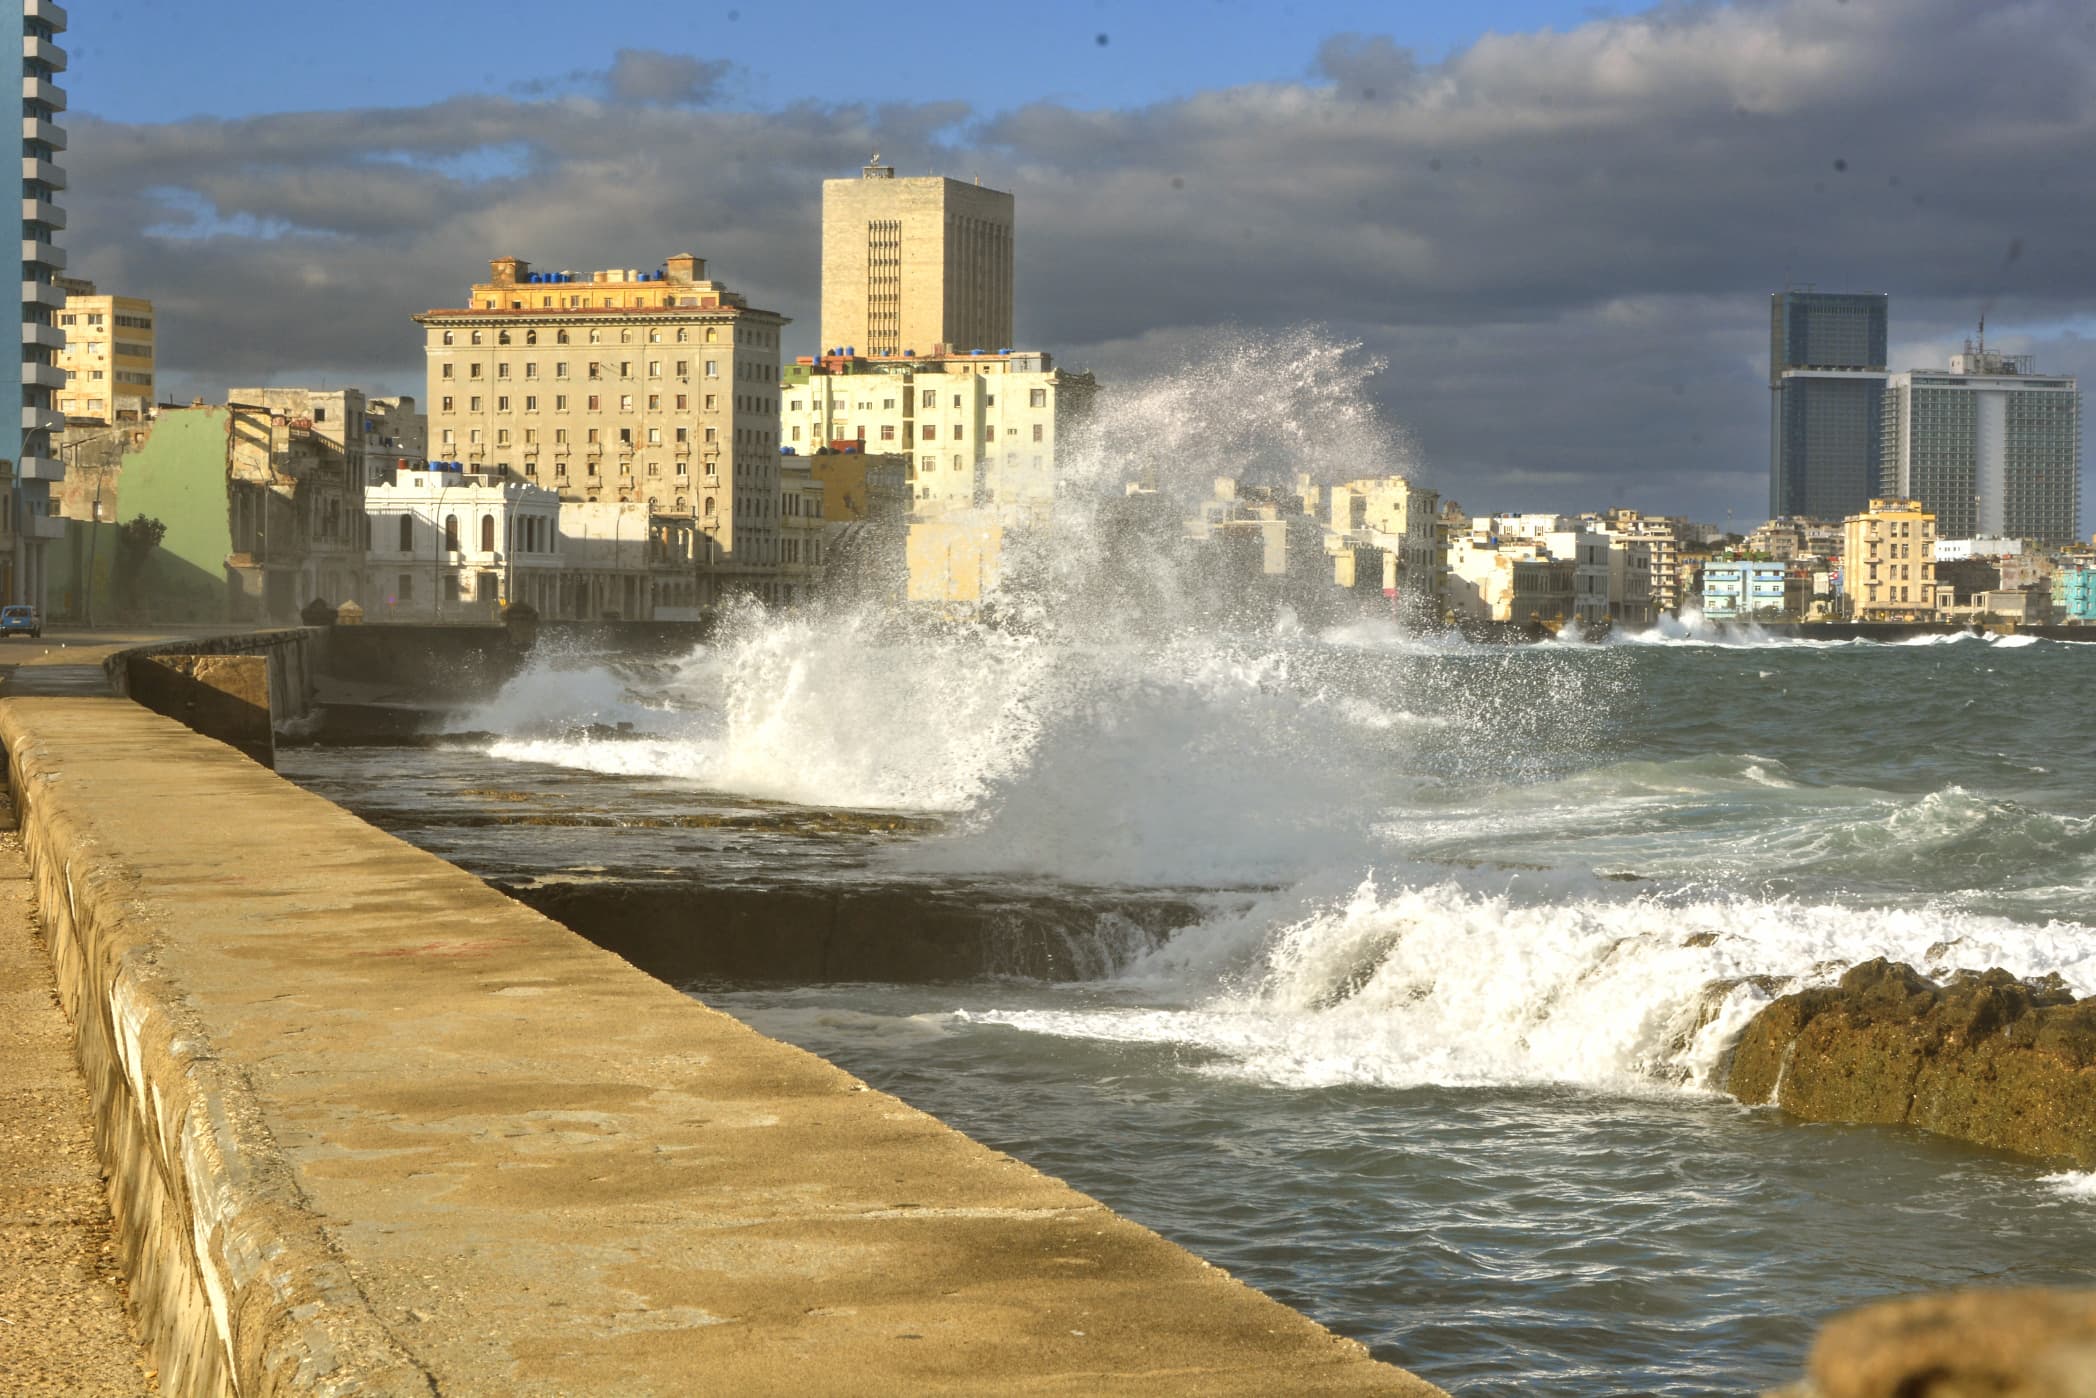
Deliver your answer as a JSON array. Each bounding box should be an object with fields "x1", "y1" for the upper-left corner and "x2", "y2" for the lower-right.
[{"x1": 0, "y1": 605, "x2": 42, "y2": 639}]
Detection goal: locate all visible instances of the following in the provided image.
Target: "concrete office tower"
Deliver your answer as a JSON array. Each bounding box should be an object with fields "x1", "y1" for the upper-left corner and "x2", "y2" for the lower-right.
[
  {"x1": 415, "y1": 253, "x2": 790, "y2": 604},
  {"x1": 56, "y1": 277, "x2": 154, "y2": 421},
  {"x1": 821, "y1": 159, "x2": 1014, "y2": 359},
  {"x1": 1769, "y1": 291, "x2": 1889, "y2": 522},
  {"x1": 1880, "y1": 338, "x2": 2081, "y2": 545},
  {"x1": 10, "y1": 0, "x2": 67, "y2": 608}
]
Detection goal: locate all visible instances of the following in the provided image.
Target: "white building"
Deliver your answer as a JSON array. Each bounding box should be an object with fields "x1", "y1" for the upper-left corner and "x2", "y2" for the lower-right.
[
  {"x1": 365, "y1": 465, "x2": 561, "y2": 620},
  {"x1": 780, "y1": 349, "x2": 1096, "y2": 517},
  {"x1": 1542, "y1": 530, "x2": 1611, "y2": 625},
  {"x1": 1881, "y1": 341, "x2": 2081, "y2": 545},
  {"x1": 1606, "y1": 536, "x2": 1656, "y2": 626}
]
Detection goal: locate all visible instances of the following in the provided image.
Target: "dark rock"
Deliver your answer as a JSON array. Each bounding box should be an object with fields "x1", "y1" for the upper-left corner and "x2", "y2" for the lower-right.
[
  {"x1": 1766, "y1": 1286, "x2": 2096, "y2": 1397},
  {"x1": 1729, "y1": 960, "x2": 2096, "y2": 1167}
]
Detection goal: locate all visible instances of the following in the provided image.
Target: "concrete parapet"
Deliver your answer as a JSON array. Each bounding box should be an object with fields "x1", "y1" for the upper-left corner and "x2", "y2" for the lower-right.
[
  {"x1": 0, "y1": 691, "x2": 1440, "y2": 1395},
  {"x1": 123, "y1": 653, "x2": 276, "y2": 767}
]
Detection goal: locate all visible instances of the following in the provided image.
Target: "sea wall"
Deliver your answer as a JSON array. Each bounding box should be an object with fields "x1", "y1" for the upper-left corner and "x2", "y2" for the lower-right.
[{"x1": 0, "y1": 681, "x2": 1438, "y2": 1395}]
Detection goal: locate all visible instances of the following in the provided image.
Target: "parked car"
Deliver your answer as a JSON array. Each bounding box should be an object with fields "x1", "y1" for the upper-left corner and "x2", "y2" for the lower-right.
[{"x1": 0, "y1": 605, "x2": 42, "y2": 639}]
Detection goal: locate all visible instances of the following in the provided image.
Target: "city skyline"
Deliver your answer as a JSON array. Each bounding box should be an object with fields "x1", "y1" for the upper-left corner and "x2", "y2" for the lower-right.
[{"x1": 48, "y1": 0, "x2": 2096, "y2": 527}]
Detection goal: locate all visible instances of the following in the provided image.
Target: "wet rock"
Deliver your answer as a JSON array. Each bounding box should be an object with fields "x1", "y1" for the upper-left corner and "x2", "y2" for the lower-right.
[
  {"x1": 1729, "y1": 958, "x2": 2096, "y2": 1167},
  {"x1": 1767, "y1": 1287, "x2": 2096, "y2": 1397}
]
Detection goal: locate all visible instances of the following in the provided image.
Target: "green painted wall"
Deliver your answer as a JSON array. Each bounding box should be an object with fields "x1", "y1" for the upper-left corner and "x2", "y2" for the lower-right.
[{"x1": 52, "y1": 409, "x2": 233, "y2": 624}]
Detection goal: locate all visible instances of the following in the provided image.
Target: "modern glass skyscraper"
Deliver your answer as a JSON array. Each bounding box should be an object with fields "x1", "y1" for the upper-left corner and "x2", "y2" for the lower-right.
[
  {"x1": 1769, "y1": 291, "x2": 1889, "y2": 522},
  {"x1": 1880, "y1": 342, "x2": 2081, "y2": 545},
  {"x1": 13, "y1": 0, "x2": 68, "y2": 608}
]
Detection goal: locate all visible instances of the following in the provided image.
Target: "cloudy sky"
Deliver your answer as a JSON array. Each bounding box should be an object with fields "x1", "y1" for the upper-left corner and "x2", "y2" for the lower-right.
[{"x1": 62, "y1": 0, "x2": 2096, "y2": 525}]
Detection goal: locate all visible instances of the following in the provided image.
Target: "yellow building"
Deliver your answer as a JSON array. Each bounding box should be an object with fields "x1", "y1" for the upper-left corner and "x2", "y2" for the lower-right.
[
  {"x1": 821, "y1": 160, "x2": 1014, "y2": 358},
  {"x1": 56, "y1": 278, "x2": 155, "y2": 422},
  {"x1": 779, "y1": 456, "x2": 825, "y2": 603},
  {"x1": 414, "y1": 254, "x2": 791, "y2": 604},
  {"x1": 1843, "y1": 497, "x2": 1941, "y2": 620},
  {"x1": 905, "y1": 513, "x2": 1004, "y2": 604}
]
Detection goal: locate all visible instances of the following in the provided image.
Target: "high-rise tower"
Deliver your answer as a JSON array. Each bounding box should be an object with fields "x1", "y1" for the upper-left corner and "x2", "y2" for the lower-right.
[
  {"x1": 12, "y1": 0, "x2": 67, "y2": 607},
  {"x1": 821, "y1": 160, "x2": 1014, "y2": 359},
  {"x1": 1880, "y1": 334, "x2": 2081, "y2": 545},
  {"x1": 1769, "y1": 290, "x2": 1889, "y2": 523}
]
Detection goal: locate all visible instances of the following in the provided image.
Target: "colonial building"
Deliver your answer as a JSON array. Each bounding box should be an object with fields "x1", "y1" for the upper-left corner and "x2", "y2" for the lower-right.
[
  {"x1": 415, "y1": 253, "x2": 789, "y2": 604},
  {"x1": 820, "y1": 159, "x2": 1014, "y2": 359},
  {"x1": 56, "y1": 277, "x2": 153, "y2": 422},
  {"x1": 364, "y1": 465, "x2": 561, "y2": 621},
  {"x1": 223, "y1": 389, "x2": 424, "y2": 616}
]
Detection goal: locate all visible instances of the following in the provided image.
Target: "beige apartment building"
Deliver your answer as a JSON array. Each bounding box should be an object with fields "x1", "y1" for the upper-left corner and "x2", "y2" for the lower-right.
[
  {"x1": 56, "y1": 277, "x2": 155, "y2": 422},
  {"x1": 415, "y1": 253, "x2": 789, "y2": 603},
  {"x1": 1324, "y1": 476, "x2": 1443, "y2": 607},
  {"x1": 1843, "y1": 497, "x2": 1945, "y2": 620},
  {"x1": 782, "y1": 349, "x2": 1096, "y2": 516},
  {"x1": 821, "y1": 160, "x2": 1014, "y2": 358}
]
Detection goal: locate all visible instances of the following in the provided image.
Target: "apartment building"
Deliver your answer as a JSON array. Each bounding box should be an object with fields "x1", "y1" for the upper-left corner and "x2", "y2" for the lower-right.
[
  {"x1": 10, "y1": 0, "x2": 68, "y2": 607},
  {"x1": 365, "y1": 465, "x2": 562, "y2": 620},
  {"x1": 56, "y1": 277, "x2": 153, "y2": 421},
  {"x1": 416, "y1": 253, "x2": 789, "y2": 604},
  {"x1": 1842, "y1": 497, "x2": 1943, "y2": 620},
  {"x1": 1324, "y1": 475, "x2": 1443, "y2": 608},
  {"x1": 781, "y1": 349, "x2": 1096, "y2": 516}
]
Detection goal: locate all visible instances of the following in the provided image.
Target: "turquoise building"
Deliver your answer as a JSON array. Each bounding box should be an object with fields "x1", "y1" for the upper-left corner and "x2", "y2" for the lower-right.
[
  {"x1": 2058, "y1": 566, "x2": 2096, "y2": 624},
  {"x1": 1701, "y1": 559, "x2": 1793, "y2": 620}
]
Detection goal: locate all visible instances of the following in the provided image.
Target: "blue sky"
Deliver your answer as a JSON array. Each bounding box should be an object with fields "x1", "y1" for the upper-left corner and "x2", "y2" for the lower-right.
[{"x1": 72, "y1": 1, "x2": 1632, "y2": 123}]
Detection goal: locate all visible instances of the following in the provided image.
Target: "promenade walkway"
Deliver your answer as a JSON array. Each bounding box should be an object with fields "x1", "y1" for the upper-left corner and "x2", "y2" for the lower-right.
[
  {"x1": 0, "y1": 792, "x2": 156, "y2": 1394},
  {"x1": 0, "y1": 632, "x2": 163, "y2": 1394}
]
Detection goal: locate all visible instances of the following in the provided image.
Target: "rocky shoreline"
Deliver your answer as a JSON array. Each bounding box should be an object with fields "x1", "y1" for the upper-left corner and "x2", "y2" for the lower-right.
[{"x1": 1727, "y1": 957, "x2": 2096, "y2": 1168}]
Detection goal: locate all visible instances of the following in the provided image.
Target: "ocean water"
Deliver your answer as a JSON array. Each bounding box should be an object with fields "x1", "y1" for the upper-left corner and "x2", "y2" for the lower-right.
[
  {"x1": 281, "y1": 335, "x2": 2096, "y2": 1393},
  {"x1": 287, "y1": 626, "x2": 2096, "y2": 1396}
]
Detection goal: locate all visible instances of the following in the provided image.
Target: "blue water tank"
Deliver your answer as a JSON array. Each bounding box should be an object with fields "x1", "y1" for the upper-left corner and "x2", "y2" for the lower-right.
[{"x1": 971, "y1": 348, "x2": 982, "y2": 356}]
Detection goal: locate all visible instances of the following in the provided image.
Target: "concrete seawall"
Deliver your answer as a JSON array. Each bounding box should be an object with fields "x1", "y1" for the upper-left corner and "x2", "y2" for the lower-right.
[{"x1": 0, "y1": 672, "x2": 1438, "y2": 1392}]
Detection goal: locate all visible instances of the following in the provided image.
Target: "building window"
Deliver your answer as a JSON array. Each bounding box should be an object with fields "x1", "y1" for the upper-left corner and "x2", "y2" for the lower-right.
[
  {"x1": 470, "y1": 397, "x2": 482, "y2": 412},
  {"x1": 555, "y1": 395, "x2": 568, "y2": 411},
  {"x1": 442, "y1": 429, "x2": 455, "y2": 444},
  {"x1": 648, "y1": 427, "x2": 661, "y2": 444},
  {"x1": 524, "y1": 395, "x2": 537, "y2": 411},
  {"x1": 398, "y1": 515, "x2": 412, "y2": 552},
  {"x1": 620, "y1": 394, "x2": 634, "y2": 411},
  {"x1": 649, "y1": 361, "x2": 661, "y2": 377},
  {"x1": 470, "y1": 331, "x2": 482, "y2": 346},
  {"x1": 398, "y1": 572, "x2": 413, "y2": 600},
  {"x1": 921, "y1": 424, "x2": 935, "y2": 440},
  {"x1": 444, "y1": 514, "x2": 460, "y2": 551},
  {"x1": 704, "y1": 360, "x2": 718, "y2": 378},
  {"x1": 675, "y1": 360, "x2": 688, "y2": 376},
  {"x1": 1032, "y1": 423, "x2": 1044, "y2": 442},
  {"x1": 470, "y1": 364, "x2": 483, "y2": 379},
  {"x1": 1030, "y1": 388, "x2": 1047, "y2": 407},
  {"x1": 497, "y1": 396, "x2": 509, "y2": 411},
  {"x1": 675, "y1": 394, "x2": 688, "y2": 410},
  {"x1": 441, "y1": 396, "x2": 453, "y2": 412},
  {"x1": 922, "y1": 388, "x2": 936, "y2": 407},
  {"x1": 482, "y1": 515, "x2": 496, "y2": 552},
  {"x1": 441, "y1": 364, "x2": 454, "y2": 380},
  {"x1": 588, "y1": 395, "x2": 601, "y2": 410}
]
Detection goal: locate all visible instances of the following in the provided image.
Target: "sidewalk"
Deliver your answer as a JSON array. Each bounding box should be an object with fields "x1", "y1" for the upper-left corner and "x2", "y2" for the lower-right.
[{"x1": 0, "y1": 788, "x2": 156, "y2": 1396}]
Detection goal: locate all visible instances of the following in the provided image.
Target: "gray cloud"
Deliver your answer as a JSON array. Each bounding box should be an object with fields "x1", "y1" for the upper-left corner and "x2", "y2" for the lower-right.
[{"x1": 61, "y1": 0, "x2": 2096, "y2": 523}]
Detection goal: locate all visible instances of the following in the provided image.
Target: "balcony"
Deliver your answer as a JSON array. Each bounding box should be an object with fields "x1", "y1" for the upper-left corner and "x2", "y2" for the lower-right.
[
  {"x1": 21, "y1": 361, "x2": 64, "y2": 390},
  {"x1": 22, "y1": 406, "x2": 63, "y2": 434},
  {"x1": 15, "y1": 454, "x2": 64, "y2": 482},
  {"x1": 22, "y1": 198, "x2": 65, "y2": 231},
  {"x1": 22, "y1": 78, "x2": 66, "y2": 113},
  {"x1": 22, "y1": 321, "x2": 63, "y2": 350},
  {"x1": 22, "y1": 157, "x2": 67, "y2": 192},
  {"x1": 29, "y1": 511, "x2": 69, "y2": 540},
  {"x1": 22, "y1": 117, "x2": 66, "y2": 152},
  {"x1": 23, "y1": 239, "x2": 64, "y2": 271},
  {"x1": 24, "y1": 35, "x2": 68, "y2": 72}
]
